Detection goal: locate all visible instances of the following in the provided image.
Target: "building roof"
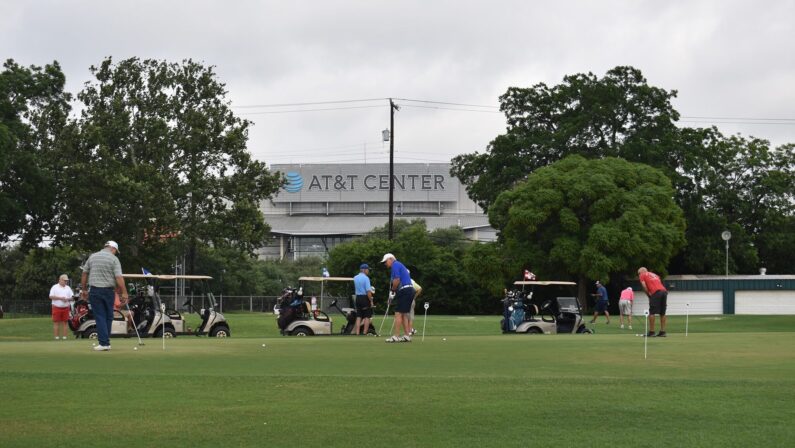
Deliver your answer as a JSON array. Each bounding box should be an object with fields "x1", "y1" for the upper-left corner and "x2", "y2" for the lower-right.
[{"x1": 264, "y1": 214, "x2": 492, "y2": 236}]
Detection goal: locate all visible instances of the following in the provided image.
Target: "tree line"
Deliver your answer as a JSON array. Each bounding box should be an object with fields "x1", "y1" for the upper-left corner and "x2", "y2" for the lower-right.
[{"x1": 2, "y1": 61, "x2": 792, "y2": 313}]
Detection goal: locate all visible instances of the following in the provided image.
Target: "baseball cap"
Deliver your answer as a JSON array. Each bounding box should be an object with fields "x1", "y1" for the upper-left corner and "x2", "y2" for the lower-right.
[
  {"x1": 105, "y1": 240, "x2": 120, "y2": 253},
  {"x1": 380, "y1": 253, "x2": 395, "y2": 263},
  {"x1": 360, "y1": 263, "x2": 370, "y2": 270},
  {"x1": 595, "y1": 280, "x2": 601, "y2": 285}
]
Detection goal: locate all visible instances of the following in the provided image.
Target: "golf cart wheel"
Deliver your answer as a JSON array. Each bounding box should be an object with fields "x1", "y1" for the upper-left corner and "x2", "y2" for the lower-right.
[
  {"x1": 82, "y1": 327, "x2": 98, "y2": 339},
  {"x1": 210, "y1": 325, "x2": 230, "y2": 338},
  {"x1": 154, "y1": 327, "x2": 175, "y2": 338},
  {"x1": 292, "y1": 326, "x2": 313, "y2": 336},
  {"x1": 526, "y1": 327, "x2": 543, "y2": 334}
]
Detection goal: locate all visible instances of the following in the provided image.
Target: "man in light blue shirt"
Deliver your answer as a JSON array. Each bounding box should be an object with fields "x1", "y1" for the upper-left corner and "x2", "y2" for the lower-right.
[{"x1": 352, "y1": 263, "x2": 373, "y2": 335}]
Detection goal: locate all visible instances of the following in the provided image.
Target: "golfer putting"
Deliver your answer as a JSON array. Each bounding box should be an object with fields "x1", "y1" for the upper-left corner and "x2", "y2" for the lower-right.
[{"x1": 381, "y1": 253, "x2": 415, "y2": 343}]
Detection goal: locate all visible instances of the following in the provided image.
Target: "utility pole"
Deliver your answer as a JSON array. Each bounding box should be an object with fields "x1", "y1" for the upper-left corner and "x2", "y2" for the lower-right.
[{"x1": 388, "y1": 98, "x2": 397, "y2": 240}]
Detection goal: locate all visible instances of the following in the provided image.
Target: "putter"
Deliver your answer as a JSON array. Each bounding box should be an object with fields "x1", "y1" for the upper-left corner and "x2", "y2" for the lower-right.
[
  {"x1": 422, "y1": 302, "x2": 429, "y2": 342},
  {"x1": 378, "y1": 296, "x2": 391, "y2": 335},
  {"x1": 644, "y1": 309, "x2": 649, "y2": 360},
  {"x1": 685, "y1": 302, "x2": 690, "y2": 337},
  {"x1": 161, "y1": 303, "x2": 166, "y2": 351},
  {"x1": 125, "y1": 302, "x2": 144, "y2": 346}
]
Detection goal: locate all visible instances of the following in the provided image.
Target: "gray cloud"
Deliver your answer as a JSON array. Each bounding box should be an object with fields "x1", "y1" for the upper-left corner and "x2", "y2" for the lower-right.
[{"x1": 2, "y1": 0, "x2": 793, "y2": 166}]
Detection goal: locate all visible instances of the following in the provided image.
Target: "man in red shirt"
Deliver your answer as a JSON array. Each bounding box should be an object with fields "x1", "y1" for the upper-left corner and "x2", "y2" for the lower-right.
[{"x1": 637, "y1": 267, "x2": 668, "y2": 337}]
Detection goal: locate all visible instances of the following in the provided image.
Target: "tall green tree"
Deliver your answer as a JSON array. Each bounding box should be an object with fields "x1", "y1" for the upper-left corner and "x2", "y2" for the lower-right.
[
  {"x1": 451, "y1": 66, "x2": 680, "y2": 211},
  {"x1": 489, "y1": 155, "x2": 686, "y2": 303},
  {"x1": 0, "y1": 59, "x2": 72, "y2": 247},
  {"x1": 57, "y1": 58, "x2": 284, "y2": 270}
]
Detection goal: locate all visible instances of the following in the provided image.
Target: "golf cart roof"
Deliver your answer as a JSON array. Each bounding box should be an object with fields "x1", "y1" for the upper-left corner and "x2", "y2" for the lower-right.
[
  {"x1": 123, "y1": 274, "x2": 213, "y2": 280},
  {"x1": 513, "y1": 281, "x2": 577, "y2": 286},
  {"x1": 298, "y1": 276, "x2": 354, "y2": 282}
]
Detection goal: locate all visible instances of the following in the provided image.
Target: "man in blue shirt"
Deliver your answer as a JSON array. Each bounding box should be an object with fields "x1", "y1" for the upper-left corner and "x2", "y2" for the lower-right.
[
  {"x1": 352, "y1": 263, "x2": 374, "y2": 335},
  {"x1": 381, "y1": 253, "x2": 415, "y2": 342},
  {"x1": 590, "y1": 280, "x2": 611, "y2": 324}
]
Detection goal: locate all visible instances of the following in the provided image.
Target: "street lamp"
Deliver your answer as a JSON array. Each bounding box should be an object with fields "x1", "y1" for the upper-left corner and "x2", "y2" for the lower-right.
[{"x1": 721, "y1": 230, "x2": 731, "y2": 277}]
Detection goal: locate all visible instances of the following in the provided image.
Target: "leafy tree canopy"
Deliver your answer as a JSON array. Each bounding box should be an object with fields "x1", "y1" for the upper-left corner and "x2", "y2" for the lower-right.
[
  {"x1": 451, "y1": 66, "x2": 680, "y2": 211},
  {"x1": 0, "y1": 59, "x2": 71, "y2": 247},
  {"x1": 489, "y1": 155, "x2": 686, "y2": 292},
  {"x1": 54, "y1": 57, "x2": 284, "y2": 270}
]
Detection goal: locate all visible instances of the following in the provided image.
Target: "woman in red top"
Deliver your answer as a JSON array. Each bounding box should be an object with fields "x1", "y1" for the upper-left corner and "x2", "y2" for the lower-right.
[{"x1": 637, "y1": 267, "x2": 668, "y2": 337}]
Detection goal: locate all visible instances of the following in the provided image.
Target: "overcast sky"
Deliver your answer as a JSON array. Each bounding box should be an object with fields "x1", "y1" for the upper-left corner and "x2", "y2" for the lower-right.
[{"x1": 3, "y1": 0, "x2": 794, "y2": 166}]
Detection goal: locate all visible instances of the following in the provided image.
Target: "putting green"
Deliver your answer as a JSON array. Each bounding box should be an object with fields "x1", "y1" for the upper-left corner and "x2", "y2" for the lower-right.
[{"x1": 1, "y1": 315, "x2": 794, "y2": 447}]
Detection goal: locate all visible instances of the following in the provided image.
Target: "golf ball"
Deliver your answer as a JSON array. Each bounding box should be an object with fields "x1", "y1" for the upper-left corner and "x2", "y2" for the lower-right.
[
  {"x1": 442, "y1": 338, "x2": 447, "y2": 341},
  {"x1": 133, "y1": 347, "x2": 138, "y2": 351},
  {"x1": 261, "y1": 344, "x2": 266, "y2": 347},
  {"x1": 92, "y1": 343, "x2": 97, "y2": 346}
]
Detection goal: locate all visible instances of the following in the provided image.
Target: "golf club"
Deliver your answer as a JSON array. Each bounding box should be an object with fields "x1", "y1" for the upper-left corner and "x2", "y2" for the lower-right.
[
  {"x1": 161, "y1": 302, "x2": 166, "y2": 350},
  {"x1": 685, "y1": 302, "x2": 690, "y2": 337},
  {"x1": 378, "y1": 293, "x2": 392, "y2": 335},
  {"x1": 422, "y1": 301, "x2": 429, "y2": 342},
  {"x1": 644, "y1": 309, "x2": 649, "y2": 359},
  {"x1": 125, "y1": 302, "x2": 144, "y2": 346}
]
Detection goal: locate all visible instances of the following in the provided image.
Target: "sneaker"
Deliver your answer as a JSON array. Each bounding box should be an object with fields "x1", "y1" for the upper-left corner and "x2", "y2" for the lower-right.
[
  {"x1": 93, "y1": 345, "x2": 111, "y2": 351},
  {"x1": 646, "y1": 331, "x2": 656, "y2": 338},
  {"x1": 629, "y1": 326, "x2": 633, "y2": 330},
  {"x1": 410, "y1": 328, "x2": 417, "y2": 335},
  {"x1": 62, "y1": 336, "x2": 68, "y2": 340},
  {"x1": 55, "y1": 337, "x2": 60, "y2": 340},
  {"x1": 385, "y1": 335, "x2": 400, "y2": 343},
  {"x1": 589, "y1": 320, "x2": 595, "y2": 324},
  {"x1": 656, "y1": 331, "x2": 667, "y2": 338},
  {"x1": 401, "y1": 335, "x2": 412, "y2": 342},
  {"x1": 620, "y1": 324, "x2": 624, "y2": 329}
]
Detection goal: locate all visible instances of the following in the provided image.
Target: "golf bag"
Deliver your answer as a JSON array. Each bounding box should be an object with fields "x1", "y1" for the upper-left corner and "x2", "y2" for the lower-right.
[{"x1": 276, "y1": 288, "x2": 305, "y2": 332}]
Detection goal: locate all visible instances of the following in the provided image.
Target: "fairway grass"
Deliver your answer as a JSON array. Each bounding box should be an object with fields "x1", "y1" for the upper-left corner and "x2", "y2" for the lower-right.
[{"x1": 2, "y1": 315, "x2": 795, "y2": 447}]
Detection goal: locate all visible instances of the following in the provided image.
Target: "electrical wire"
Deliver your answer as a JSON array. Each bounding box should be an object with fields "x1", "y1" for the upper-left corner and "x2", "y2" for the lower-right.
[
  {"x1": 239, "y1": 105, "x2": 384, "y2": 115},
  {"x1": 234, "y1": 98, "x2": 387, "y2": 108}
]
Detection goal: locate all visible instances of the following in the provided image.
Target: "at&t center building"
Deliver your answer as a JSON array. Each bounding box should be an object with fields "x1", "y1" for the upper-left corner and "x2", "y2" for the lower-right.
[{"x1": 258, "y1": 163, "x2": 495, "y2": 259}]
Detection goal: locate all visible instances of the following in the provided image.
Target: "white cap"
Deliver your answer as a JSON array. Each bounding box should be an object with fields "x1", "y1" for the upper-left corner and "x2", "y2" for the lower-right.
[
  {"x1": 380, "y1": 253, "x2": 395, "y2": 263},
  {"x1": 104, "y1": 240, "x2": 120, "y2": 253}
]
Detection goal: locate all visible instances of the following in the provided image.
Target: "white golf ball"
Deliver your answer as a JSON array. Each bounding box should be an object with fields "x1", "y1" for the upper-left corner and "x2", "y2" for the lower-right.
[
  {"x1": 261, "y1": 344, "x2": 266, "y2": 347},
  {"x1": 133, "y1": 347, "x2": 138, "y2": 351},
  {"x1": 442, "y1": 338, "x2": 447, "y2": 341},
  {"x1": 92, "y1": 343, "x2": 97, "y2": 346}
]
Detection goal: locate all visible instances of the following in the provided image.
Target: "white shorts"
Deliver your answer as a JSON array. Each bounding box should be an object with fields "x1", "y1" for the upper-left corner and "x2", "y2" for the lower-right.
[{"x1": 619, "y1": 299, "x2": 632, "y2": 315}]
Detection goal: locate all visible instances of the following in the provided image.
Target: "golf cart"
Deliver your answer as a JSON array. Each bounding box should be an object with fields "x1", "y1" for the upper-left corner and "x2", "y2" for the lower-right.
[
  {"x1": 72, "y1": 274, "x2": 179, "y2": 339},
  {"x1": 329, "y1": 299, "x2": 377, "y2": 335},
  {"x1": 501, "y1": 281, "x2": 592, "y2": 335},
  {"x1": 274, "y1": 276, "x2": 374, "y2": 336},
  {"x1": 71, "y1": 273, "x2": 231, "y2": 339}
]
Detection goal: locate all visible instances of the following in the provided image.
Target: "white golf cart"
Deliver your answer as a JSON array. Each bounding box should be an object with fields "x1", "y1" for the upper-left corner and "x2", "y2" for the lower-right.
[
  {"x1": 275, "y1": 276, "x2": 371, "y2": 336},
  {"x1": 501, "y1": 281, "x2": 592, "y2": 335},
  {"x1": 73, "y1": 273, "x2": 180, "y2": 339}
]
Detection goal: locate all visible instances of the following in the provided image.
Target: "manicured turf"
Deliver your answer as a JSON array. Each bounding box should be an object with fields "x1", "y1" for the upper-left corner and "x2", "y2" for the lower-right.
[{"x1": 2, "y1": 314, "x2": 794, "y2": 447}]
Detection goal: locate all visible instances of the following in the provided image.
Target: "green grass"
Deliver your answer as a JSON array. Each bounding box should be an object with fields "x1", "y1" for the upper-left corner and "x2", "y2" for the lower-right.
[{"x1": 2, "y1": 314, "x2": 795, "y2": 447}]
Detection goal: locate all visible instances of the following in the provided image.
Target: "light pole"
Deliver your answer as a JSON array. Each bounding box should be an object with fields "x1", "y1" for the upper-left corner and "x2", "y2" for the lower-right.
[{"x1": 721, "y1": 230, "x2": 731, "y2": 277}]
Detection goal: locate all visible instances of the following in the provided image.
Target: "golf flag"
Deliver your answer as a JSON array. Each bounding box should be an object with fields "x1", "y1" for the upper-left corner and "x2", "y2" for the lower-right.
[{"x1": 142, "y1": 267, "x2": 152, "y2": 276}]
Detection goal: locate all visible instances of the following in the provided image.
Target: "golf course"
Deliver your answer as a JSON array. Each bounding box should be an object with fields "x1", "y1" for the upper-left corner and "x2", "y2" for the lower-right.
[{"x1": 2, "y1": 313, "x2": 794, "y2": 447}]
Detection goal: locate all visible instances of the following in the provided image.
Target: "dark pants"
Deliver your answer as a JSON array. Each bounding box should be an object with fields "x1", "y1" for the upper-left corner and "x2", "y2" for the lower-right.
[{"x1": 89, "y1": 287, "x2": 115, "y2": 346}]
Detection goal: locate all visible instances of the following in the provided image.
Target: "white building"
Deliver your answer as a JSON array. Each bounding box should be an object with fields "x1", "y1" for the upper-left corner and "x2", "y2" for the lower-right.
[{"x1": 259, "y1": 163, "x2": 495, "y2": 259}]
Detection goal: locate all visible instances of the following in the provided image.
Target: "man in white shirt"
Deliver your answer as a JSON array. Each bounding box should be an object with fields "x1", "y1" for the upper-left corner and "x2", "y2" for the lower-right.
[{"x1": 49, "y1": 274, "x2": 74, "y2": 340}]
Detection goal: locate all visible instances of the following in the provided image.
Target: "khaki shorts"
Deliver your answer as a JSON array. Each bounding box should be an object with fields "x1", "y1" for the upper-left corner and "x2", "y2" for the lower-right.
[{"x1": 619, "y1": 299, "x2": 632, "y2": 315}]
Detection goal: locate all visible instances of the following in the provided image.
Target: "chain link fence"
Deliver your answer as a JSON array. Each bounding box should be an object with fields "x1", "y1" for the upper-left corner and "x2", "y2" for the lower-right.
[{"x1": 0, "y1": 294, "x2": 357, "y2": 317}]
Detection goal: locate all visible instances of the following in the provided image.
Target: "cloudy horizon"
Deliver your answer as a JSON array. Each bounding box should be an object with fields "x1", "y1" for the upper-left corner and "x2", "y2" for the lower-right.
[{"x1": 3, "y1": 0, "x2": 793, "y2": 167}]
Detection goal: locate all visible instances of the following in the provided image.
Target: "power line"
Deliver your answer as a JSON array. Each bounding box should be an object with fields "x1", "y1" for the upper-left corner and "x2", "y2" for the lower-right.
[
  {"x1": 239, "y1": 105, "x2": 384, "y2": 115},
  {"x1": 233, "y1": 98, "x2": 387, "y2": 109},
  {"x1": 398, "y1": 104, "x2": 503, "y2": 114},
  {"x1": 394, "y1": 98, "x2": 498, "y2": 109},
  {"x1": 681, "y1": 115, "x2": 795, "y2": 122}
]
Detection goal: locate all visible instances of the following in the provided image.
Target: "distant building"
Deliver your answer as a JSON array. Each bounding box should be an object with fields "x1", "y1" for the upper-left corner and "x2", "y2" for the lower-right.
[{"x1": 258, "y1": 163, "x2": 495, "y2": 259}]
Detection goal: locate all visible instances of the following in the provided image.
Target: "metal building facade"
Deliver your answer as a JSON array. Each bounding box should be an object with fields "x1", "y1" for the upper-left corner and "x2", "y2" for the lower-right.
[{"x1": 258, "y1": 163, "x2": 494, "y2": 259}]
